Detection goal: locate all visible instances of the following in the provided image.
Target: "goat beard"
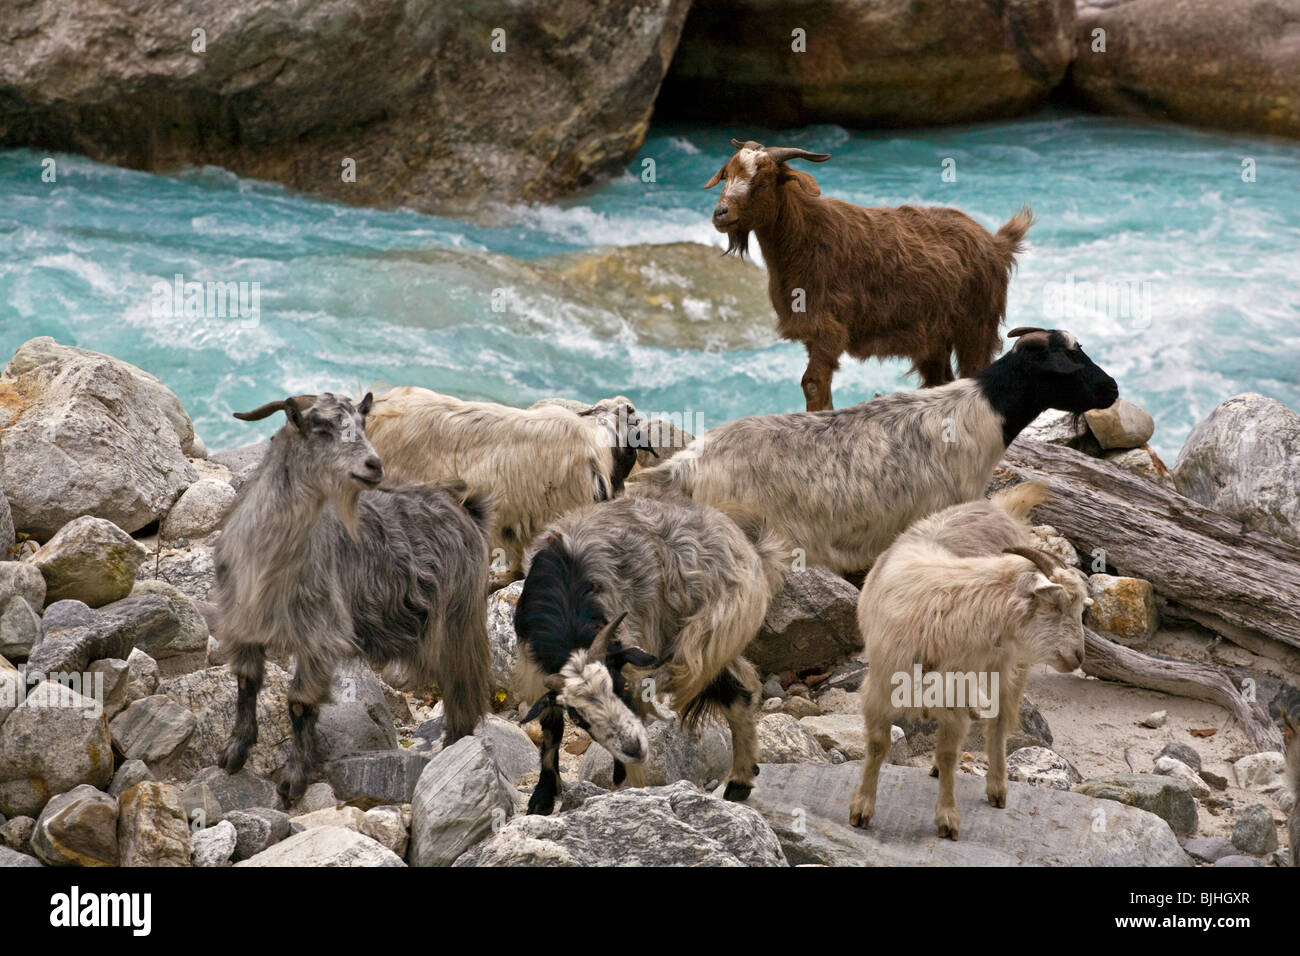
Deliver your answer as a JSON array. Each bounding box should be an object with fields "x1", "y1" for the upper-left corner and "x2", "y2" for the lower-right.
[
  {"x1": 724, "y1": 228, "x2": 751, "y2": 259},
  {"x1": 330, "y1": 482, "x2": 364, "y2": 541}
]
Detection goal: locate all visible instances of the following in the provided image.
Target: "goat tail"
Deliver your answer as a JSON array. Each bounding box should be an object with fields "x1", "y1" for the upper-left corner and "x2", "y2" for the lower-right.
[
  {"x1": 437, "y1": 592, "x2": 493, "y2": 746},
  {"x1": 990, "y1": 480, "x2": 1049, "y2": 522},
  {"x1": 995, "y1": 204, "x2": 1034, "y2": 268}
]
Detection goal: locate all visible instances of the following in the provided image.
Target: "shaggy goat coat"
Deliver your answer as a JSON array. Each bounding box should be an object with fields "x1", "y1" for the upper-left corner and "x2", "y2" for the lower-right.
[
  {"x1": 848, "y1": 483, "x2": 1090, "y2": 839},
  {"x1": 512, "y1": 494, "x2": 788, "y2": 812},
  {"x1": 363, "y1": 387, "x2": 640, "y2": 577}
]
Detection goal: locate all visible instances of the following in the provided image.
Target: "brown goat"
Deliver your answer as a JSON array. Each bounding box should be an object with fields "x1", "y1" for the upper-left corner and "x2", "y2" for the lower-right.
[{"x1": 706, "y1": 138, "x2": 1033, "y2": 410}]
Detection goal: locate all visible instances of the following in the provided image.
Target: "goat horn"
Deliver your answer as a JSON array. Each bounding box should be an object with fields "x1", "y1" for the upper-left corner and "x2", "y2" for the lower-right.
[
  {"x1": 1007, "y1": 327, "x2": 1049, "y2": 338},
  {"x1": 588, "y1": 610, "x2": 628, "y2": 661},
  {"x1": 1003, "y1": 546, "x2": 1064, "y2": 579},
  {"x1": 764, "y1": 146, "x2": 831, "y2": 164},
  {"x1": 232, "y1": 394, "x2": 317, "y2": 422},
  {"x1": 731, "y1": 138, "x2": 761, "y2": 150}
]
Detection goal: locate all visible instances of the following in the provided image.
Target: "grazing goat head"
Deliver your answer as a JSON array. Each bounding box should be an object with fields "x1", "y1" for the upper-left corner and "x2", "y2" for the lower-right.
[
  {"x1": 234, "y1": 391, "x2": 381, "y2": 538},
  {"x1": 704, "y1": 138, "x2": 830, "y2": 257},
  {"x1": 578, "y1": 401, "x2": 658, "y2": 495},
  {"x1": 523, "y1": 612, "x2": 654, "y2": 765},
  {"x1": 1006, "y1": 327, "x2": 1119, "y2": 413},
  {"x1": 1004, "y1": 546, "x2": 1091, "y2": 672}
]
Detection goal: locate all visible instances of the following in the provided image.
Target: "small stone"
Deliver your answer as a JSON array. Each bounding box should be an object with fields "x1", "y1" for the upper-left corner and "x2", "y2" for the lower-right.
[
  {"x1": 187, "y1": 766, "x2": 279, "y2": 815},
  {"x1": 226, "y1": 807, "x2": 291, "y2": 861},
  {"x1": 799, "y1": 714, "x2": 866, "y2": 760},
  {"x1": 359, "y1": 805, "x2": 408, "y2": 858},
  {"x1": 40, "y1": 599, "x2": 95, "y2": 636},
  {"x1": 32, "y1": 516, "x2": 148, "y2": 608},
  {"x1": 1214, "y1": 854, "x2": 1265, "y2": 867},
  {"x1": 190, "y1": 819, "x2": 237, "y2": 867},
  {"x1": 288, "y1": 782, "x2": 339, "y2": 816},
  {"x1": 761, "y1": 678, "x2": 785, "y2": 700},
  {"x1": 0, "y1": 815, "x2": 35, "y2": 854},
  {"x1": 761, "y1": 697, "x2": 783, "y2": 714},
  {"x1": 180, "y1": 782, "x2": 222, "y2": 831},
  {"x1": 1085, "y1": 398, "x2": 1155, "y2": 450},
  {"x1": 1154, "y1": 756, "x2": 1211, "y2": 798},
  {"x1": 1007, "y1": 746, "x2": 1084, "y2": 791},
  {"x1": 1156, "y1": 741, "x2": 1202, "y2": 773},
  {"x1": 781, "y1": 696, "x2": 821, "y2": 718},
  {"x1": 408, "y1": 736, "x2": 515, "y2": 868},
  {"x1": 1028, "y1": 525, "x2": 1080, "y2": 568},
  {"x1": 87, "y1": 658, "x2": 131, "y2": 719},
  {"x1": 757, "y1": 713, "x2": 831, "y2": 765},
  {"x1": 1230, "y1": 803, "x2": 1279, "y2": 855},
  {"x1": 1139, "y1": 710, "x2": 1167, "y2": 729},
  {"x1": 325, "y1": 751, "x2": 430, "y2": 809},
  {"x1": 1085, "y1": 574, "x2": 1158, "y2": 644},
  {"x1": 1233, "y1": 752, "x2": 1286, "y2": 792},
  {"x1": 31, "y1": 784, "x2": 119, "y2": 867},
  {"x1": 1074, "y1": 773, "x2": 1198, "y2": 838},
  {"x1": 117, "y1": 781, "x2": 190, "y2": 867},
  {"x1": 0, "y1": 597, "x2": 40, "y2": 661},
  {"x1": 161, "y1": 479, "x2": 236, "y2": 541},
  {"x1": 1180, "y1": 836, "x2": 1236, "y2": 863},
  {"x1": 109, "y1": 694, "x2": 197, "y2": 773},
  {"x1": 108, "y1": 759, "x2": 155, "y2": 798},
  {"x1": 124, "y1": 647, "x2": 160, "y2": 700},
  {"x1": 1105, "y1": 446, "x2": 1176, "y2": 491},
  {"x1": 0, "y1": 562, "x2": 46, "y2": 611}
]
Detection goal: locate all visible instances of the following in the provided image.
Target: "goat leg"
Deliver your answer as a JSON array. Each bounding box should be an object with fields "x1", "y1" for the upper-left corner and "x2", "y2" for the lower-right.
[
  {"x1": 218, "y1": 644, "x2": 265, "y2": 774},
  {"x1": 799, "y1": 345, "x2": 838, "y2": 412},
  {"x1": 721, "y1": 668, "x2": 762, "y2": 802},
  {"x1": 527, "y1": 704, "x2": 565, "y2": 815},
  {"x1": 279, "y1": 700, "x2": 322, "y2": 805},
  {"x1": 933, "y1": 711, "x2": 968, "y2": 840},
  {"x1": 849, "y1": 717, "x2": 893, "y2": 829}
]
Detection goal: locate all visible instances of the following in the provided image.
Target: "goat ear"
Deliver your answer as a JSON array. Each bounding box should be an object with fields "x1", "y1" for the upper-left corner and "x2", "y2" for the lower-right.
[
  {"x1": 780, "y1": 168, "x2": 821, "y2": 197},
  {"x1": 520, "y1": 692, "x2": 556, "y2": 724},
  {"x1": 612, "y1": 646, "x2": 659, "y2": 669},
  {"x1": 1030, "y1": 574, "x2": 1065, "y2": 602},
  {"x1": 358, "y1": 392, "x2": 374, "y2": 416},
  {"x1": 704, "y1": 166, "x2": 725, "y2": 189}
]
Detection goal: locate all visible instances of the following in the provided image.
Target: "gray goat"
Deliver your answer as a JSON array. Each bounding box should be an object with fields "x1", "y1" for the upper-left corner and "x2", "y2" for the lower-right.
[{"x1": 213, "y1": 392, "x2": 493, "y2": 803}]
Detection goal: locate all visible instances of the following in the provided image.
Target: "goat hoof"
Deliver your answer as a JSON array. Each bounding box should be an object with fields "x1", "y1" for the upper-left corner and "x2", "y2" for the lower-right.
[
  {"x1": 987, "y1": 791, "x2": 1007, "y2": 809},
  {"x1": 935, "y1": 809, "x2": 961, "y2": 840},
  {"x1": 217, "y1": 739, "x2": 250, "y2": 774},
  {"x1": 526, "y1": 790, "x2": 557, "y2": 816},
  {"x1": 848, "y1": 810, "x2": 871, "y2": 830},
  {"x1": 848, "y1": 792, "x2": 874, "y2": 829},
  {"x1": 723, "y1": 780, "x2": 753, "y2": 802}
]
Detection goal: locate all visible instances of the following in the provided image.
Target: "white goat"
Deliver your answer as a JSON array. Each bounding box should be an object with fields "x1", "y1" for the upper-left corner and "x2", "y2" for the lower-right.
[
  {"x1": 363, "y1": 387, "x2": 650, "y2": 579},
  {"x1": 848, "y1": 483, "x2": 1091, "y2": 840}
]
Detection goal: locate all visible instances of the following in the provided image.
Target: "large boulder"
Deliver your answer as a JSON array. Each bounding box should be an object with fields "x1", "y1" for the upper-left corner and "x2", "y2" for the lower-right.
[
  {"x1": 108, "y1": 581, "x2": 210, "y2": 659},
  {"x1": 109, "y1": 695, "x2": 199, "y2": 775},
  {"x1": 579, "y1": 715, "x2": 733, "y2": 789},
  {"x1": 117, "y1": 781, "x2": 191, "y2": 867},
  {"x1": 0, "y1": 339, "x2": 196, "y2": 538},
  {"x1": 160, "y1": 479, "x2": 236, "y2": 542},
  {"x1": 0, "y1": 1, "x2": 691, "y2": 211},
  {"x1": 752, "y1": 569, "x2": 863, "y2": 674},
  {"x1": 658, "y1": 0, "x2": 1075, "y2": 127},
  {"x1": 408, "y1": 735, "x2": 517, "y2": 867},
  {"x1": 1074, "y1": 773, "x2": 1198, "y2": 839},
  {"x1": 1173, "y1": 394, "x2": 1300, "y2": 547},
  {"x1": 748, "y1": 761, "x2": 1191, "y2": 865},
  {"x1": 0, "y1": 562, "x2": 45, "y2": 611},
  {"x1": 161, "y1": 664, "x2": 294, "y2": 780},
  {"x1": 32, "y1": 517, "x2": 148, "y2": 608},
  {"x1": 0, "y1": 597, "x2": 41, "y2": 662},
  {"x1": 1069, "y1": 0, "x2": 1300, "y2": 139},
  {"x1": 235, "y1": 825, "x2": 405, "y2": 867},
  {"x1": 31, "y1": 784, "x2": 120, "y2": 867},
  {"x1": 486, "y1": 582, "x2": 521, "y2": 701},
  {"x1": 0, "y1": 681, "x2": 115, "y2": 817},
  {"x1": 134, "y1": 545, "x2": 217, "y2": 602},
  {"x1": 458, "y1": 780, "x2": 787, "y2": 866},
  {"x1": 1085, "y1": 574, "x2": 1158, "y2": 645}
]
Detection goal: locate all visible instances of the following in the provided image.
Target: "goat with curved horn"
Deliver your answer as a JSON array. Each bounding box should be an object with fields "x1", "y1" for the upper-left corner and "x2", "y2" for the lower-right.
[{"x1": 233, "y1": 394, "x2": 317, "y2": 422}]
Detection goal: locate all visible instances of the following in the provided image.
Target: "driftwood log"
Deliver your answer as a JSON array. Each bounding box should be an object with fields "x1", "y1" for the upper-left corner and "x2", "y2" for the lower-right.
[
  {"x1": 998, "y1": 438, "x2": 1298, "y2": 750},
  {"x1": 1002, "y1": 438, "x2": 1300, "y2": 652},
  {"x1": 1083, "y1": 628, "x2": 1283, "y2": 752}
]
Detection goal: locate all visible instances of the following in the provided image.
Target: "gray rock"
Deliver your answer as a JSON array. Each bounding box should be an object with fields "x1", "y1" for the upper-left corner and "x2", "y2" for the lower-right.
[
  {"x1": 134, "y1": 546, "x2": 216, "y2": 602},
  {"x1": 326, "y1": 751, "x2": 430, "y2": 809},
  {"x1": 288, "y1": 782, "x2": 339, "y2": 816},
  {"x1": 1105, "y1": 446, "x2": 1177, "y2": 491},
  {"x1": 458, "y1": 780, "x2": 787, "y2": 867},
  {"x1": 0, "y1": 488, "x2": 11, "y2": 556},
  {"x1": 31, "y1": 516, "x2": 149, "y2": 607},
  {"x1": 1231, "y1": 803, "x2": 1279, "y2": 855},
  {"x1": 1006, "y1": 746, "x2": 1084, "y2": 790},
  {"x1": 0, "y1": 681, "x2": 115, "y2": 817},
  {"x1": 1181, "y1": 836, "x2": 1237, "y2": 863},
  {"x1": 0, "y1": 338, "x2": 196, "y2": 538},
  {"x1": 0, "y1": 845, "x2": 42, "y2": 866},
  {"x1": 408, "y1": 735, "x2": 516, "y2": 867},
  {"x1": 0, "y1": 814, "x2": 35, "y2": 853},
  {"x1": 558, "y1": 780, "x2": 608, "y2": 812},
  {"x1": 87, "y1": 658, "x2": 131, "y2": 719},
  {"x1": 179, "y1": 782, "x2": 222, "y2": 832},
  {"x1": 1214, "y1": 854, "x2": 1266, "y2": 867},
  {"x1": 819, "y1": 659, "x2": 867, "y2": 694},
  {"x1": 0, "y1": 562, "x2": 46, "y2": 611},
  {"x1": 110, "y1": 581, "x2": 210, "y2": 659},
  {"x1": 161, "y1": 479, "x2": 236, "y2": 541},
  {"x1": 117, "y1": 781, "x2": 190, "y2": 866},
  {"x1": 190, "y1": 819, "x2": 237, "y2": 867},
  {"x1": 1153, "y1": 756, "x2": 1212, "y2": 799},
  {"x1": 209, "y1": 444, "x2": 267, "y2": 491},
  {"x1": 758, "y1": 713, "x2": 832, "y2": 765},
  {"x1": 0, "y1": 657, "x2": 22, "y2": 727},
  {"x1": 748, "y1": 761, "x2": 1191, "y2": 866},
  {"x1": 226, "y1": 807, "x2": 291, "y2": 861},
  {"x1": 1019, "y1": 410, "x2": 1103, "y2": 455},
  {"x1": 580, "y1": 715, "x2": 732, "y2": 790},
  {"x1": 41, "y1": 599, "x2": 96, "y2": 636},
  {"x1": 187, "y1": 766, "x2": 280, "y2": 816},
  {"x1": 108, "y1": 759, "x2": 154, "y2": 798},
  {"x1": 26, "y1": 616, "x2": 134, "y2": 679},
  {"x1": 31, "y1": 784, "x2": 119, "y2": 867},
  {"x1": 413, "y1": 714, "x2": 539, "y2": 785},
  {"x1": 1085, "y1": 398, "x2": 1155, "y2": 451},
  {"x1": 1157, "y1": 741, "x2": 1203, "y2": 774},
  {"x1": 752, "y1": 569, "x2": 862, "y2": 674},
  {"x1": 125, "y1": 647, "x2": 160, "y2": 701},
  {"x1": 109, "y1": 694, "x2": 198, "y2": 773},
  {"x1": 1173, "y1": 393, "x2": 1300, "y2": 547},
  {"x1": 234, "y1": 825, "x2": 405, "y2": 867},
  {"x1": 359, "y1": 805, "x2": 408, "y2": 858},
  {"x1": 160, "y1": 663, "x2": 294, "y2": 780},
  {"x1": 797, "y1": 714, "x2": 868, "y2": 760},
  {"x1": 315, "y1": 658, "x2": 398, "y2": 759},
  {"x1": 486, "y1": 581, "x2": 521, "y2": 699},
  {"x1": 1028, "y1": 524, "x2": 1081, "y2": 568},
  {"x1": 1075, "y1": 773, "x2": 1198, "y2": 838},
  {"x1": 781, "y1": 696, "x2": 821, "y2": 718},
  {"x1": 0, "y1": 597, "x2": 40, "y2": 661},
  {"x1": 895, "y1": 695, "x2": 1053, "y2": 757},
  {"x1": 1233, "y1": 751, "x2": 1286, "y2": 792}
]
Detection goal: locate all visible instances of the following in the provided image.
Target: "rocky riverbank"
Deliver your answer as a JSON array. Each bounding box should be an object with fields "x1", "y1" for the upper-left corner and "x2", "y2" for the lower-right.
[
  {"x1": 1, "y1": 337, "x2": 1296, "y2": 867},
  {"x1": 1, "y1": 0, "x2": 1295, "y2": 215}
]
